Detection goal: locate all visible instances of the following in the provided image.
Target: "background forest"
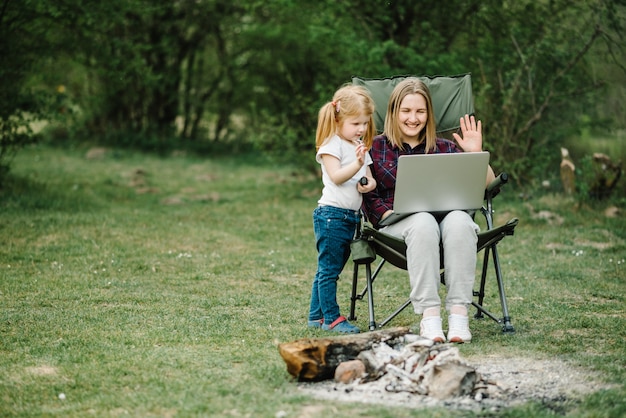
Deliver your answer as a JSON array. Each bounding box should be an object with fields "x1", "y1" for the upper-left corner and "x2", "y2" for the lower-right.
[{"x1": 1, "y1": 0, "x2": 625, "y2": 194}]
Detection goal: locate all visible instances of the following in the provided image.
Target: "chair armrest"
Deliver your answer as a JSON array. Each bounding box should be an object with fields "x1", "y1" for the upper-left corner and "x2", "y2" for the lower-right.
[
  {"x1": 485, "y1": 172, "x2": 509, "y2": 200},
  {"x1": 477, "y1": 218, "x2": 519, "y2": 252}
]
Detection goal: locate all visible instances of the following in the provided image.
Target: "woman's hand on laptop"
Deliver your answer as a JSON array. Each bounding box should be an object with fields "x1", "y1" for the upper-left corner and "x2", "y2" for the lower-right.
[{"x1": 381, "y1": 210, "x2": 394, "y2": 221}]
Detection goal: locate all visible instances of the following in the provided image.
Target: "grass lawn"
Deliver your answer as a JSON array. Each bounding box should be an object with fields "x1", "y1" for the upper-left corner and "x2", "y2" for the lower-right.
[{"x1": 1, "y1": 144, "x2": 624, "y2": 417}]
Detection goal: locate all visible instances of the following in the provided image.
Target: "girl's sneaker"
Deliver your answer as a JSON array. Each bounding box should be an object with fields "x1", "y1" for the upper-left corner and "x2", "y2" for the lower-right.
[
  {"x1": 322, "y1": 316, "x2": 360, "y2": 334},
  {"x1": 447, "y1": 314, "x2": 472, "y2": 343},
  {"x1": 307, "y1": 319, "x2": 324, "y2": 328},
  {"x1": 419, "y1": 316, "x2": 445, "y2": 343}
]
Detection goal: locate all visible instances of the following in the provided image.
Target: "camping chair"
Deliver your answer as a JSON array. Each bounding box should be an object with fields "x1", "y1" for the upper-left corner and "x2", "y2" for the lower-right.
[{"x1": 347, "y1": 74, "x2": 519, "y2": 333}]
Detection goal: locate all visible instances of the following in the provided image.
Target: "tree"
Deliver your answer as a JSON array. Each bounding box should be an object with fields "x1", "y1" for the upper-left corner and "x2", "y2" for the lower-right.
[
  {"x1": 343, "y1": 0, "x2": 625, "y2": 185},
  {"x1": 466, "y1": 0, "x2": 622, "y2": 184},
  {"x1": 2, "y1": 0, "x2": 624, "y2": 188},
  {"x1": 0, "y1": 0, "x2": 58, "y2": 182}
]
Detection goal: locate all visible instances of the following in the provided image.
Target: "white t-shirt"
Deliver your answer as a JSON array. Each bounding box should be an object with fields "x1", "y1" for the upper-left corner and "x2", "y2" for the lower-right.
[{"x1": 316, "y1": 135, "x2": 372, "y2": 211}]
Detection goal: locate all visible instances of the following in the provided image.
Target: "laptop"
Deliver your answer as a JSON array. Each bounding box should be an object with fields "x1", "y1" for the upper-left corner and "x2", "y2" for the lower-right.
[{"x1": 379, "y1": 152, "x2": 490, "y2": 227}]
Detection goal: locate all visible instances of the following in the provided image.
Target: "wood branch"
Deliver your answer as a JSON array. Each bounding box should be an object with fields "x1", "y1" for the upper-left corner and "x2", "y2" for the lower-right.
[
  {"x1": 278, "y1": 327, "x2": 411, "y2": 381},
  {"x1": 602, "y1": 30, "x2": 626, "y2": 74}
]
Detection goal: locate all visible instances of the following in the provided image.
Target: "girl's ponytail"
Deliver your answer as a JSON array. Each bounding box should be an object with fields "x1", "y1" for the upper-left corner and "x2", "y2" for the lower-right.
[{"x1": 315, "y1": 102, "x2": 338, "y2": 150}]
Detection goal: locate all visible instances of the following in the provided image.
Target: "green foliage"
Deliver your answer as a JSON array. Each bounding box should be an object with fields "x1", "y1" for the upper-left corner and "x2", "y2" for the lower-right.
[
  {"x1": 574, "y1": 153, "x2": 624, "y2": 204},
  {"x1": 468, "y1": 0, "x2": 613, "y2": 184},
  {"x1": 576, "y1": 155, "x2": 597, "y2": 200},
  {"x1": 0, "y1": 0, "x2": 60, "y2": 183},
  {"x1": 0, "y1": 105, "x2": 40, "y2": 181},
  {"x1": 1, "y1": 0, "x2": 625, "y2": 183}
]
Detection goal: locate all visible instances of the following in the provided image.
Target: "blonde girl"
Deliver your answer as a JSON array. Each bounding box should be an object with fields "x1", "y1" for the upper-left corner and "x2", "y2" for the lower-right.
[{"x1": 308, "y1": 85, "x2": 377, "y2": 334}]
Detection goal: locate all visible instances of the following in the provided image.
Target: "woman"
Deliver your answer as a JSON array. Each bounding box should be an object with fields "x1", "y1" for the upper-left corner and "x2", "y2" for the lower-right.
[{"x1": 363, "y1": 78, "x2": 495, "y2": 343}]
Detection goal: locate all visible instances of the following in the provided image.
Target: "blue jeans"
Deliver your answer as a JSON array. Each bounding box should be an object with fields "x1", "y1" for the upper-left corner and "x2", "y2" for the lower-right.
[{"x1": 308, "y1": 206, "x2": 360, "y2": 324}]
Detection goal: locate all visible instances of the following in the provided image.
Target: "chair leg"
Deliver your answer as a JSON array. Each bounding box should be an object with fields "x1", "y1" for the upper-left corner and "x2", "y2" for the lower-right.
[
  {"x1": 349, "y1": 262, "x2": 359, "y2": 321},
  {"x1": 356, "y1": 259, "x2": 386, "y2": 301},
  {"x1": 365, "y1": 263, "x2": 377, "y2": 331},
  {"x1": 379, "y1": 300, "x2": 411, "y2": 328},
  {"x1": 473, "y1": 247, "x2": 491, "y2": 319},
  {"x1": 473, "y1": 244, "x2": 515, "y2": 333},
  {"x1": 491, "y1": 244, "x2": 515, "y2": 333},
  {"x1": 348, "y1": 260, "x2": 385, "y2": 331},
  {"x1": 349, "y1": 260, "x2": 380, "y2": 330},
  {"x1": 351, "y1": 259, "x2": 388, "y2": 325}
]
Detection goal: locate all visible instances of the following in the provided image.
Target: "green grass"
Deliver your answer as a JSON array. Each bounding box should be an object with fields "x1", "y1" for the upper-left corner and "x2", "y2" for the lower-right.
[{"x1": 1, "y1": 144, "x2": 625, "y2": 417}]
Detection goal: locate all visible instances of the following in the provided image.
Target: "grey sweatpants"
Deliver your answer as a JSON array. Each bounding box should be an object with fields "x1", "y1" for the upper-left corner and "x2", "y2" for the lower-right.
[{"x1": 381, "y1": 210, "x2": 479, "y2": 314}]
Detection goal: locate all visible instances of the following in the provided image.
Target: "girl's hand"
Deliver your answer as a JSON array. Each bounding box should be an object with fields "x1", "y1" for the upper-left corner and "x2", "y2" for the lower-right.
[
  {"x1": 357, "y1": 175, "x2": 376, "y2": 193},
  {"x1": 354, "y1": 141, "x2": 367, "y2": 166}
]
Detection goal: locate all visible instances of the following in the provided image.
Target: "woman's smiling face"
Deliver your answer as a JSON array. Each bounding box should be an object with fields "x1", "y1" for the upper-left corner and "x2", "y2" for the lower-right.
[{"x1": 397, "y1": 93, "x2": 428, "y2": 143}]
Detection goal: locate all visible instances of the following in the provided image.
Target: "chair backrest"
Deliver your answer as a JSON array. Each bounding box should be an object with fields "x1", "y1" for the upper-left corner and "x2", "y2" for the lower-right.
[{"x1": 352, "y1": 74, "x2": 474, "y2": 134}]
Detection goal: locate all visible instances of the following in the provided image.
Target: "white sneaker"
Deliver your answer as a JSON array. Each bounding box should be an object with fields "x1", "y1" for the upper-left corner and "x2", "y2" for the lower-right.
[
  {"x1": 419, "y1": 316, "x2": 445, "y2": 343},
  {"x1": 447, "y1": 314, "x2": 472, "y2": 343}
]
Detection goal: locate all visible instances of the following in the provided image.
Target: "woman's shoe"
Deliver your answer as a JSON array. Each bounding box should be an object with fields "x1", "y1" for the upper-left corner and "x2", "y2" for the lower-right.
[
  {"x1": 419, "y1": 316, "x2": 445, "y2": 343},
  {"x1": 447, "y1": 314, "x2": 472, "y2": 343},
  {"x1": 322, "y1": 316, "x2": 360, "y2": 334}
]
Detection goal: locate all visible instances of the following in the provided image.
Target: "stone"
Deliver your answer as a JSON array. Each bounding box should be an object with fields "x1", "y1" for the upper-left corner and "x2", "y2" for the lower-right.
[
  {"x1": 427, "y1": 361, "x2": 478, "y2": 399},
  {"x1": 334, "y1": 360, "x2": 366, "y2": 384}
]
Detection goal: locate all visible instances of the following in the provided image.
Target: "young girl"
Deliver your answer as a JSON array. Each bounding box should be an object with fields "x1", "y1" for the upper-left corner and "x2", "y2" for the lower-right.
[{"x1": 308, "y1": 85, "x2": 377, "y2": 334}]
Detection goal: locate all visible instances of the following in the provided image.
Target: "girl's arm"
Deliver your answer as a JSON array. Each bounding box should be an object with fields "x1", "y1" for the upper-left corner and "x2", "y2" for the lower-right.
[
  {"x1": 319, "y1": 142, "x2": 368, "y2": 185},
  {"x1": 320, "y1": 154, "x2": 363, "y2": 185}
]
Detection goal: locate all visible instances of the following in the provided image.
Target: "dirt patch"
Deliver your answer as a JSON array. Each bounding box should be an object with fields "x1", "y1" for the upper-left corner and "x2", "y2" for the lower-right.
[
  {"x1": 298, "y1": 354, "x2": 610, "y2": 413},
  {"x1": 25, "y1": 365, "x2": 59, "y2": 376}
]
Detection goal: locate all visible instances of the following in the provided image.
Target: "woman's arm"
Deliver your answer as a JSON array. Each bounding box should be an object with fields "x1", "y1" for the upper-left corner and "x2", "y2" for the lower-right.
[{"x1": 486, "y1": 165, "x2": 496, "y2": 187}]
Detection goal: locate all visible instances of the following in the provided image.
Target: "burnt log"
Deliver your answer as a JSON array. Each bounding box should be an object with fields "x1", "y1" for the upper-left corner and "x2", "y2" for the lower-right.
[{"x1": 278, "y1": 327, "x2": 411, "y2": 381}]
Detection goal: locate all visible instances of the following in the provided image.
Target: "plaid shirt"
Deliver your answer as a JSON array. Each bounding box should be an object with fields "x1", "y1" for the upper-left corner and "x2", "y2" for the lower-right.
[{"x1": 363, "y1": 134, "x2": 461, "y2": 227}]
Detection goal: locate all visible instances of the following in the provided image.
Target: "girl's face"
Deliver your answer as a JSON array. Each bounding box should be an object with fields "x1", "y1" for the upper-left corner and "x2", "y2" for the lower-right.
[
  {"x1": 338, "y1": 114, "x2": 370, "y2": 142},
  {"x1": 397, "y1": 93, "x2": 428, "y2": 142}
]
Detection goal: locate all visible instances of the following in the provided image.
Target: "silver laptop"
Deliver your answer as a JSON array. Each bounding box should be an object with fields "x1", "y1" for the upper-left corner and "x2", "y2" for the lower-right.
[{"x1": 379, "y1": 152, "x2": 490, "y2": 227}]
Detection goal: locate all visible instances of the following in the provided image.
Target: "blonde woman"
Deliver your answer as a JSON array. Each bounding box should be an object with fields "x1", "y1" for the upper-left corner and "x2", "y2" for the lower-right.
[{"x1": 363, "y1": 78, "x2": 495, "y2": 343}]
